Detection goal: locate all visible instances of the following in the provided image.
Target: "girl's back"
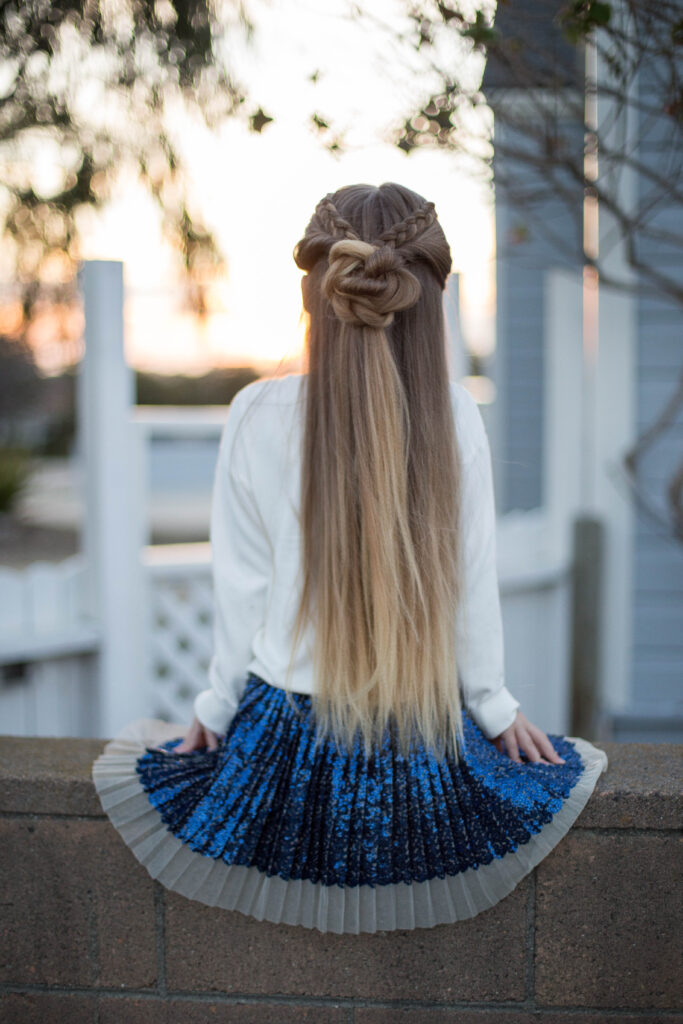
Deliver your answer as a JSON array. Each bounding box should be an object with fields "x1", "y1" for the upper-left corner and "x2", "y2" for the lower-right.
[{"x1": 207, "y1": 372, "x2": 496, "y2": 701}]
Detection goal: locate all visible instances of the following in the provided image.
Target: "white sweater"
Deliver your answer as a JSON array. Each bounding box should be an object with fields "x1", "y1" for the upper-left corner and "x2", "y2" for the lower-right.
[{"x1": 193, "y1": 373, "x2": 520, "y2": 741}]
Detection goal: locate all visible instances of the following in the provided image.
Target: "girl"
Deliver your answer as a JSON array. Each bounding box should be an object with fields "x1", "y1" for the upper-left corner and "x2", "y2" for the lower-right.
[{"x1": 92, "y1": 182, "x2": 608, "y2": 934}]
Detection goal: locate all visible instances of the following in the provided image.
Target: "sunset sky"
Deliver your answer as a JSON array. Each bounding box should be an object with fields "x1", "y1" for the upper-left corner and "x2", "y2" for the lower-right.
[{"x1": 30, "y1": 0, "x2": 497, "y2": 375}]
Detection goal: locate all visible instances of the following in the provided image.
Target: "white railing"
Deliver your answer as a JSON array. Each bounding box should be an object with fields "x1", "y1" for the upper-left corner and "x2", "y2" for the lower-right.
[
  {"x1": 143, "y1": 543, "x2": 212, "y2": 723},
  {"x1": 131, "y1": 406, "x2": 227, "y2": 543},
  {"x1": 0, "y1": 557, "x2": 99, "y2": 737},
  {"x1": 0, "y1": 544, "x2": 214, "y2": 737}
]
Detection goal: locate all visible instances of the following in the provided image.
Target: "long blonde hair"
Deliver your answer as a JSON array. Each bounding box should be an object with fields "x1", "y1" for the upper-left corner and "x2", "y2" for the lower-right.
[{"x1": 291, "y1": 182, "x2": 465, "y2": 761}]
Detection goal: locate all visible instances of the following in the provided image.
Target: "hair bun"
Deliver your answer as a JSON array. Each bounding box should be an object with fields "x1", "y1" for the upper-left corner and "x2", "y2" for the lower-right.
[{"x1": 323, "y1": 239, "x2": 421, "y2": 329}]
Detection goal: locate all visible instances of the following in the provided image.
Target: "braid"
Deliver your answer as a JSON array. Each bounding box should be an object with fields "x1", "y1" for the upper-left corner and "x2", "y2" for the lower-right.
[
  {"x1": 375, "y1": 201, "x2": 437, "y2": 250},
  {"x1": 315, "y1": 197, "x2": 359, "y2": 242},
  {"x1": 293, "y1": 186, "x2": 450, "y2": 287},
  {"x1": 315, "y1": 196, "x2": 437, "y2": 249},
  {"x1": 296, "y1": 197, "x2": 443, "y2": 328}
]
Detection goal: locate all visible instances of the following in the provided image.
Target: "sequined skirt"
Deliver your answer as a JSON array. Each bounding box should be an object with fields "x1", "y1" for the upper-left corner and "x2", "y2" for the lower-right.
[{"x1": 92, "y1": 672, "x2": 608, "y2": 934}]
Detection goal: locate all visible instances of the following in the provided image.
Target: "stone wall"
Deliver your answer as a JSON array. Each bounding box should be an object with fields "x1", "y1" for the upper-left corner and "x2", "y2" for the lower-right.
[{"x1": 1, "y1": 736, "x2": 681, "y2": 1023}]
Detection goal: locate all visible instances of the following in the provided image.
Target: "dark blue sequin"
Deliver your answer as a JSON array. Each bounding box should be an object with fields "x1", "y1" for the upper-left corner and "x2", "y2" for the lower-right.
[{"x1": 135, "y1": 673, "x2": 584, "y2": 888}]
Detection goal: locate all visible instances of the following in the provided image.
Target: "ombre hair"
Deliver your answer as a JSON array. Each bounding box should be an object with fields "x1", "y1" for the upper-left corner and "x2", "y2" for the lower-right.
[{"x1": 291, "y1": 182, "x2": 465, "y2": 761}]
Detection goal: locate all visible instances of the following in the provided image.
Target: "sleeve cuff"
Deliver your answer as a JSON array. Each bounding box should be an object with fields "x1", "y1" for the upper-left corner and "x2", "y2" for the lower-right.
[
  {"x1": 193, "y1": 688, "x2": 237, "y2": 736},
  {"x1": 465, "y1": 685, "x2": 520, "y2": 739}
]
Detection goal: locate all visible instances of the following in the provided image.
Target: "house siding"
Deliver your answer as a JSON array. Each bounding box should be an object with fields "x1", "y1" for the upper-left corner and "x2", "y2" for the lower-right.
[
  {"x1": 623, "y1": 62, "x2": 683, "y2": 736},
  {"x1": 492, "y1": 119, "x2": 583, "y2": 514},
  {"x1": 630, "y1": 295, "x2": 683, "y2": 714}
]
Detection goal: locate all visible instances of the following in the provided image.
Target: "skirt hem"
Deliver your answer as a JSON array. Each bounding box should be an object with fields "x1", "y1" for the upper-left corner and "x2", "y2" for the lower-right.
[{"x1": 91, "y1": 717, "x2": 608, "y2": 934}]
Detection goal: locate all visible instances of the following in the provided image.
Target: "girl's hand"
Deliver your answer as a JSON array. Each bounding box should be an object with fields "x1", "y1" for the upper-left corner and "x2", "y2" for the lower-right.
[
  {"x1": 167, "y1": 715, "x2": 220, "y2": 754},
  {"x1": 492, "y1": 710, "x2": 565, "y2": 765}
]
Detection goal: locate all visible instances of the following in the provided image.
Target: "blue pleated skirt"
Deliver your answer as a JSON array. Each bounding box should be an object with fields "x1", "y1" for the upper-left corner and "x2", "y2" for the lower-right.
[{"x1": 92, "y1": 672, "x2": 608, "y2": 933}]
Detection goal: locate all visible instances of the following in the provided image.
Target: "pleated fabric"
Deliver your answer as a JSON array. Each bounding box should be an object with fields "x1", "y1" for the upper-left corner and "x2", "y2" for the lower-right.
[{"x1": 92, "y1": 673, "x2": 608, "y2": 933}]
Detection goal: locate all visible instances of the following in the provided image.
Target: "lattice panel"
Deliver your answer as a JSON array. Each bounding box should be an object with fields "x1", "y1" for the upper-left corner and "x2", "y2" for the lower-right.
[{"x1": 148, "y1": 570, "x2": 214, "y2": 722}]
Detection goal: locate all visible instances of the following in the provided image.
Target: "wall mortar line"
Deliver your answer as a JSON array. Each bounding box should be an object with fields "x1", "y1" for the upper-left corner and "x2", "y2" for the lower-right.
[{"x1": 155, "y1": 883, "x2": 167, "y2": 996}]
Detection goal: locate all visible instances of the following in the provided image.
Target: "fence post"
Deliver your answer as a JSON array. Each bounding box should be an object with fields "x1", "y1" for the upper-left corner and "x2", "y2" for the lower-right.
[
  {"x1": 569, "y1": 513, "x2": 604, "y2": 738},
  {"x1": 76, "y1": 260, "x2": 149, "y2": 737}
]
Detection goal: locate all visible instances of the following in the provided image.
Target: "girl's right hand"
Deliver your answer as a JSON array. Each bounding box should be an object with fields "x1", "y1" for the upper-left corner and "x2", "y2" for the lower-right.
[
  {"x1": 174, "y1": 715, "x2": 221, "y2": 753},
  {"x1": 152, "y1": 715, "x2": 220, "y2": 755},
  {"x1": 492, "y1": 710, "x2": 565, "y2": 765}
]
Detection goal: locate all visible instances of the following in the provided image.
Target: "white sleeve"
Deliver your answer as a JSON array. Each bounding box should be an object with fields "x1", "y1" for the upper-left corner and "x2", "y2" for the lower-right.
[
  {"x1": 455, "y1": 410, "x2": 520, "y2": 740},
  {"x1": 192, "y1": 393, "x2": 271, "y2": 735}
]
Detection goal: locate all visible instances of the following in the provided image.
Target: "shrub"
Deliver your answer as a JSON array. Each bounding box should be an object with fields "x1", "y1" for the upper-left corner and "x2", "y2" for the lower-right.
[{"x1": 0, "y1": 446, "x2": 33, "y2": 515}]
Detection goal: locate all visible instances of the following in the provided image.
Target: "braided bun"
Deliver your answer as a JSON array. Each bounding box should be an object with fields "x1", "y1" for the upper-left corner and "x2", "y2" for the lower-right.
[
  {"x1": 294, "y1": 184, "x2": 451, "y2": 331},
  {"x1": 322, "y1": 239, "x2": 421, "y2": 329}
]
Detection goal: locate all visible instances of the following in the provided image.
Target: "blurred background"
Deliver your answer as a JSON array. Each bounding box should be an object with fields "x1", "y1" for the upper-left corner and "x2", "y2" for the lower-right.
[{"x1": 0, "y1": 0, "x2": 681, "y2": 743}]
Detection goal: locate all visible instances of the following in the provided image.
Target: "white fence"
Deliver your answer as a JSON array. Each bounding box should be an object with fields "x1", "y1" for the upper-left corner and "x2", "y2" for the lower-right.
[
  {"x1": 0, "y1": 556, "x2": 97, "y2": 736},
  {"x1": 0, "y1": 259, "x2": 577, "y2": 739}
]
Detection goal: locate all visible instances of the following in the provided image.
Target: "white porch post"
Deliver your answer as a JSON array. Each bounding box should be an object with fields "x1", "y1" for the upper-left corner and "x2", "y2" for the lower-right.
[
  {"x1": 76, "y1": 259, "x2": 150, "y2": 737},
  {"x1": 544, "y1": 268, "x2": 584, "y2": 566},
  {"x1": 444, "y1": 273, "x2": 468, "y2": 381}
]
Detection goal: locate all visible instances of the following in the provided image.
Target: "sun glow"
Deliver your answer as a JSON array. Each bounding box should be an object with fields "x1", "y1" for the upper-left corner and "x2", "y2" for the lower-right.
[{"x1": 16, "y1": 0, "x2": 496, "y2": 376}]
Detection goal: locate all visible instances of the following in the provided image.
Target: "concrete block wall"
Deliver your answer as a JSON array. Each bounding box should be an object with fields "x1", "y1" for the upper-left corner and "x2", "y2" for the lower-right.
[{"x1": 0, "y1": 737, "x2": 681, "y2": 1022}]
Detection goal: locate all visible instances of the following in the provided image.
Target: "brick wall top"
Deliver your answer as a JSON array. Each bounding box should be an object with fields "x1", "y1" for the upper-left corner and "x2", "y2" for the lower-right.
[{"x1": 1, "y1": 736, "x2": 681, "y2": 826}]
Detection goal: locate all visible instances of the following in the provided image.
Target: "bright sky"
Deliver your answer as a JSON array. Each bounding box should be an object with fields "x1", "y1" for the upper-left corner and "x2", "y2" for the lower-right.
[{"x1": 67, "y1": 0, "x2": 496, "y2": 374}]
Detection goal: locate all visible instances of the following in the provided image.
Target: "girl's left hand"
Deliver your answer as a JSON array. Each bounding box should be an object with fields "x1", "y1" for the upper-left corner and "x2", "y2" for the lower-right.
[
  {"x1": 165, "y1": 715, "x2": 220, "y2": 754},
  {"x1": 492, "y1": 710, "x2": 565, "y2": 765}
]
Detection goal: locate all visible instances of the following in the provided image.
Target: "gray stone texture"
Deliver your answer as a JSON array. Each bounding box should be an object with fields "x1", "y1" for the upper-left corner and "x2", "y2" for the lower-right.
[
  {"x1": 572, "y1": 742, "x2": 683, "y2": 829},
  {"x1": 0, "y1": 817, "x2": 157, "y2": 990},
  {"x1": 164, "y1": 881, "x2": 529, "y2": 1003},
  {"x1": 535, "y1": 831, "x2": 682, "y2": 1008},
  {"x1": 0, "y1": 993, "x2": 97, "y2": 1024},
  {"x1": 0, "y1": 736, "x2": 106, "y2": 816}
]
